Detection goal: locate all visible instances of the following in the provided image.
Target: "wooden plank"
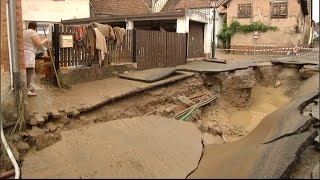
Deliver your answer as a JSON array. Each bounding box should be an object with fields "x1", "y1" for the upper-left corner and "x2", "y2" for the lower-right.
[
  {"x1": 67, "y1": 26, "x2": 72, "y2": 67},
  {"x1": 59, "y1": 25, "x2": 63, "y2": 67},
  {"x1": 63, "y1": 26, "x2": 67, "y2": 67}
]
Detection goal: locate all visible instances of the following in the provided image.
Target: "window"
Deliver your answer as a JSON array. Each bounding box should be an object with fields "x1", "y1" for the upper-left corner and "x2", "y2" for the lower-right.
[
  {"x1": 238, "y1": 4, "x2": 252, "y2": 18},
  {"x1": 272, "y1": 1, "x2": 288, "y2": 18}
]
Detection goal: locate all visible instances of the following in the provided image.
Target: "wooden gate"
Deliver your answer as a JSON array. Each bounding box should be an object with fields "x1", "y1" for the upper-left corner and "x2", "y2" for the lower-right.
[{"x1": 135, "y1": 30, "x2": 187, "y2": 70}]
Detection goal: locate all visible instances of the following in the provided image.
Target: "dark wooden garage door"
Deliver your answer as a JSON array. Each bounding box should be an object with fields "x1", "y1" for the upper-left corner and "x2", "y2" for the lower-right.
[{"x1": 188, "y1": 22, "x2": 204, "y2": 58}]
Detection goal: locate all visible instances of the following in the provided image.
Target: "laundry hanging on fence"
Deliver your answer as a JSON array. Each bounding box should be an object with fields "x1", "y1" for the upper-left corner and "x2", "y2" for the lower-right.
[
  {"x1": 74, "y1": 26, "x2": 88, "y2": 47},
  {"x1": 92, "y1": 22, "x2": 116, "y2": 40},
  {"x1": 86, "y1": 25, "x2": 96, "y2": 59},
  {"x1": 113, "y1": 27, "x2": 126, "y2": 46},
  {"x1": 94, "y1": 27, "x2": 108, "y2": 66}
]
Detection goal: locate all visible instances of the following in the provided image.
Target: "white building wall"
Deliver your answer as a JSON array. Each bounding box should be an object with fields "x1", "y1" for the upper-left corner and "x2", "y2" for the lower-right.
[
  {"x1": 184, "y1": 8, "x2": 220, "y2": 57},
  {"x1": 177, "y1": 16, "x2": 190, "y2": 33},
  {"x1": 22, "y1": 0, "x2": 90, "y2": 22}
]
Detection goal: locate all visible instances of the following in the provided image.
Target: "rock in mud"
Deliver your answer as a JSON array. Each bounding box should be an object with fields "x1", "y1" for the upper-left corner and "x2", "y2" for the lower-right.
[
  {"x1": 203, "y1": 133, "x2": 224, "y2": 145},
  {"x1": 29, "y1": 126, "x2": 45, "y2": 138},
  {"x1": 46, "y1": 122, "x2": 58, "y2": 132},
  {"x1": 312, "y1": 164, "x2": 319, "y2": 179},
  {"x1": 299, "y1": 65, "x2": 319, "y2": 79},
  {"x1": 35, "y1": 133, "x2": 61, "y2": 151},
  {"x1": 14, "y1": 141, "x2": 30, "y2": 153}
]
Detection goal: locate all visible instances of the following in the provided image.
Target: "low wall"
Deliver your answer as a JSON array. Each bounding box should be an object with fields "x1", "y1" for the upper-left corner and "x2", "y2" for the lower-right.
[{"x1": 61, "y1": 64, "x2": 137, "y2": 85}]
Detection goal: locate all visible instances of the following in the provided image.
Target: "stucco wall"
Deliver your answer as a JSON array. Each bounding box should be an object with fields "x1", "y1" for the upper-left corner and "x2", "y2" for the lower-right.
[
  {"x1": 227, "y1": 0, "x2": 311, "y2": 47},
  {"x1": 22, "y1": 0, "x2": 90, "y2": 22}
]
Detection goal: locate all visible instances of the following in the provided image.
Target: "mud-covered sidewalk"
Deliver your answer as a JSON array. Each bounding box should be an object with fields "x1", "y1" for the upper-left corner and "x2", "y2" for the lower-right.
[{"x1": 27, "y1": 71, "x2": 194, "y2": 125}]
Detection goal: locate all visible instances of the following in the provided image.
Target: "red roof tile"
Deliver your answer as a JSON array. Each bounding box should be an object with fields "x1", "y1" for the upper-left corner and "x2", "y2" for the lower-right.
[{"x1": 90, "y1": 0, "x2": 152, "y2": 15}]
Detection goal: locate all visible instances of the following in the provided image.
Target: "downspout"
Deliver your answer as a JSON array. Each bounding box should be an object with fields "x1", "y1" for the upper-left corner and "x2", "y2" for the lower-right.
[
  {"x1": 6, "y1": 3, "x2": 13, "y2": 90},
  {"x1": 8, "y1": 0, "x2": 21, "y2": 91}
]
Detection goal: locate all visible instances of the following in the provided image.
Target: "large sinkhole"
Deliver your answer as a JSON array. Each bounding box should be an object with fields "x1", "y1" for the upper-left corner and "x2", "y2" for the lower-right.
[{"x1": 74, "y1": 65, "x2": 313, "y2": 143}]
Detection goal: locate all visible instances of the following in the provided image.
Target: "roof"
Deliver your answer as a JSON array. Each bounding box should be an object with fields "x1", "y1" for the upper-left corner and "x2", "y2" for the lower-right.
[
  {"x1": 162, "y1": 0, "x2": 228, "y2": 12},
  {"x1": 61, "y1": 10, "x2": 186, "y2": 25},
  {"x1": 174, "y1": 0, "x2": 212, "y2": 10},
  {"x1": 90, "y1": 0, "x2": 152, "y2": 15}
]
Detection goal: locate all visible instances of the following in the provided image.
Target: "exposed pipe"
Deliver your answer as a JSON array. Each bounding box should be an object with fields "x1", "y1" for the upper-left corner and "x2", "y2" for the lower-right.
[
  {"x1": 4, "y1": 0, "x2": 22, "y2": 179},
  {"x1": 6, "y1": 3, "x2": 13, "y2": 90},
  {"x1": 8, "y1": 0, "x2": 21, "y2": 91},
  {"x1": 0, "y1": 116, "x2": 20, "y2": 179}
]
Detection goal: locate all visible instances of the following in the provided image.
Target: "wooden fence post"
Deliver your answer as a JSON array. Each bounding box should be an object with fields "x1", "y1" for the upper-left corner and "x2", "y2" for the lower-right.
[
  {"x1": 132, "y1": 29, "x2": 137, "y2": 63},
  {"x1": 53, "y1": 24, "x2": 60, "y2": 71}
]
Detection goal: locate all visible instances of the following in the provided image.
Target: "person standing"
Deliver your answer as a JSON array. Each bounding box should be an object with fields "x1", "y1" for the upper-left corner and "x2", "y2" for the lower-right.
[{"x1": 23, "y1": 21, "x2": 48, "y2": 96}]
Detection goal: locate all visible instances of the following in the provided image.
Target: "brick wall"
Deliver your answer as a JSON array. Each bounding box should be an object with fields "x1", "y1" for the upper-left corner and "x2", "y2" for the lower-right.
[{"x1": 1, "y1": 0, "x2": 25, "y2": 73}]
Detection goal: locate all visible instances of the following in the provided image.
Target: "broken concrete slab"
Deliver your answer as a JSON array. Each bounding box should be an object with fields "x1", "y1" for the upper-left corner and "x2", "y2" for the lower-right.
[
  {"x1": 271, "y1": 58, "x2": 319, "y2": 66},
  {"x1": 22, "y1": 116, "x2": 203, "y2": 179},
  {"x1": 119, "y1": 68, "x2": 176, "y2": 83},
  {"x1": 176, "y1": 60, "x2": 256, "y2": 73},
  {"x1": 28, "y1": 72, "x2": 194, "y2": 124}
]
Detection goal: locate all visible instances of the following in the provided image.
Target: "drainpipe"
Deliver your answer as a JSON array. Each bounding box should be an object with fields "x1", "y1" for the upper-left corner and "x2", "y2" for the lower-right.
[
  {"x1": 8, "y1": 0, "x2": 21, "y2": 91},
  {"x1": 6, "y1": 3, "x2": 13, "y2": 90}
]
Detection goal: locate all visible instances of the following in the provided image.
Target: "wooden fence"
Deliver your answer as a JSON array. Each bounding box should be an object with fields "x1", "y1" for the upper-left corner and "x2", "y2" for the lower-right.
[
  {"x1": 57, "y1": 26, "x2": 133, "y2": 67},
  {"x1": 54, "y1": 26, "x2": 187, "y2": 70},
  {"x1": 135, "y1": 30, "x2": 187, "y2": 70}
]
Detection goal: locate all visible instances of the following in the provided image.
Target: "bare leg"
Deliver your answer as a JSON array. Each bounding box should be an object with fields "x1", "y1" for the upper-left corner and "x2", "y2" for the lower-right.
[{"x1": 26, "y1": 68, "x2": 36, "y2": 94}]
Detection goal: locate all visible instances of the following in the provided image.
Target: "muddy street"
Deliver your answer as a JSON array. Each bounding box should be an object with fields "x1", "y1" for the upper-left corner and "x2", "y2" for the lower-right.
[{"x1": 1, "y1": 57, "x2": 320, "y2": 179}]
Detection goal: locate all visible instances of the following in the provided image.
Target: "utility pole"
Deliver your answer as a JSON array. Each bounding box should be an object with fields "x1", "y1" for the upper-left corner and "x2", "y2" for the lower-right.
[{"x1": 211, "y1": 0, "x2": 218, "y2": 59}]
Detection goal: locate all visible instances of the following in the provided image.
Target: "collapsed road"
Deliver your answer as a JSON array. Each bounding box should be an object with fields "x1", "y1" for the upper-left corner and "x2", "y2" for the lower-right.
[{"x1": 1, "y1": 58, "x2": 319, "y2": 179}]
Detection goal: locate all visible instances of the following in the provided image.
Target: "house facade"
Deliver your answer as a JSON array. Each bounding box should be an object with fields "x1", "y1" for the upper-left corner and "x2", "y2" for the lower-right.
[
  {"x1": 22, "y1": 0, "x2": 90, "y2": 23},
  {"x1": 223, "y1": 0, "x2": 313, "y2": 48},
  {"x1": 64, "y1": 0, "x2": 223, "y2": 59}
]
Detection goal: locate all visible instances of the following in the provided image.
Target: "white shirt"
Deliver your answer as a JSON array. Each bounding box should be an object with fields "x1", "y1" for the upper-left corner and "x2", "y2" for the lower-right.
[{"x1": 23, "y1": 29, "x2": 37, "y2": 53}]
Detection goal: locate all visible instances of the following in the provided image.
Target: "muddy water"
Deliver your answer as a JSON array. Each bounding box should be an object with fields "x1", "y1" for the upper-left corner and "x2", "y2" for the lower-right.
[{"x1": 229, "y1": 86, "x2": 291, "y2": 138}]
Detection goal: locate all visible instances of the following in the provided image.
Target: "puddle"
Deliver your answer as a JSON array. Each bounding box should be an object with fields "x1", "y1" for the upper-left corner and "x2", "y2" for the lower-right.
[{"x1": 229, "y1": 86, "x2": 292, "y2": 136}]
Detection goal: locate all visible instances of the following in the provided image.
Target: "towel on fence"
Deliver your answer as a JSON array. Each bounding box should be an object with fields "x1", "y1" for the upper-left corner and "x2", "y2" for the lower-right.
[
  {"x1": 94, "y1": 27, "x2": 108, "y2": 66},
  {"x1": 93, "y1": 22, "x2": 115, "y2": 40},
  {"x1": 86, "y1": 26, "x2": 96, "y2": 59},
  {"x1": 74, "y1": 26, "x2": 87, "y2": 46},
  {"x1": 113, "y1": 27, "x2": 126, "y2": 46}
]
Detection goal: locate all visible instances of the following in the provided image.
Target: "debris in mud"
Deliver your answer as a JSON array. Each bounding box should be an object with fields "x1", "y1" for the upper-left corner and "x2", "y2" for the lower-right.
[
  {"x1": 35, "y1": 133, "x2": 61, "y2": 151},
  {"x1": 312, "y1": 164, "x2": 319, "y2": 179},
  {"x1": 202, "y1": 133, "x2": 225, "y2": 145}
]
